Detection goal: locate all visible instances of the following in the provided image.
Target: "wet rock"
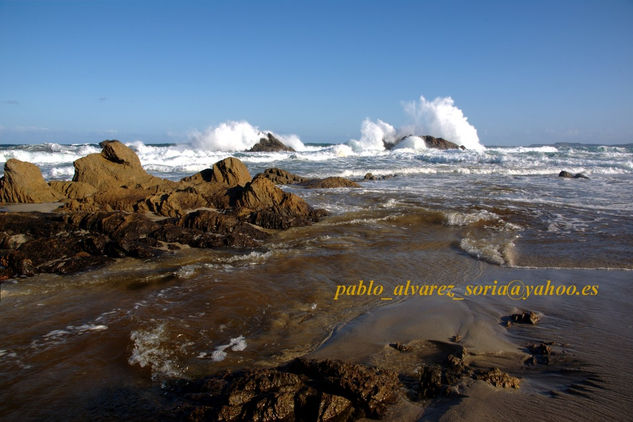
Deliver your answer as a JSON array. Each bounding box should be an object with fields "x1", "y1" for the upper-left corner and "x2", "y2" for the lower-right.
[
  {"x1": 507, "y1": 311, "x2": 541, "y2": 325},
  {"x1": 0, "y1": 159, "x2": 63, "y2": 203},
  {"x1": 363, "y1": 172, "x2": 395, "y2": 181},
  {"x1": 559, "y1": 170, "x2": 589, "y2": 179},
  {"x1": 385, "y1": 135, "x2": 464, "y2": 150},
  {"x1": 234, "y1": 176, "x2": 326, "y2": 229},
  {"x1": 389, "y1": 342, "x2": 411, "y2": 352},
  {"x1": 258, "y1": 168, "x2": 307, "y2": 185},
  {"x1": 248, "y1": 133, "x2": 295, "y2": 152},
  {"x1": 474, "y1": 367, "x2": 520, "y2": 389},
  {"x1": 301, "y1": 177, "x2": 360, "y2": 189},
  {"x1": 418, "y1": 364, "x2": 443, "y2": 399},
  {"x1": 166, "y1": 358, "x2": 399, "y2": 421}
]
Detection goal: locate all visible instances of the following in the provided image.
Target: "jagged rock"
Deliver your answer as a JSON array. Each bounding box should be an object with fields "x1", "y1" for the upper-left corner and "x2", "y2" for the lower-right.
[
  {"x1": 142, "y1": 189, "x2": 210, "y2": 218},
  {"x1": 507, "y1": 311, "x2": 541, "y2": 325},
  {"x1": 182, "y1": 157, "x2": 251, "y2": 188},
  {"x1": 363, "y1": 172, "x2": 395, "y2": 181},
  {"x1": 72, "y1": 140, "x2": 163, "y2": 190},
  {"x1": 0, "y1": 159, "x2": 63, "y2": 203},
  {"x1": 385, "y1": 135, "x2": 464, "y2": 150},
  {"x1": 49, "y1": 181, "x2": 97, "y2": 200},
  {"x1": 474, "y1": 368, "x2": 520, "y2": 389},
  {"x1": 234, "y1": 175, "x2": 326, "y2": 229},
  {"x1": 301, "y1": 177, "x2": 360, "y2": 189},
  {"x1": 248, "y1": 133, "x2": 295, "y2": 152},
  {"x1": 258, "y1": 168, "x2": 307, "y2": 185},
  {"x1": 166, "y1": 358, "x2": 399, "y2": 421},
  {"x1": 559, "y1": 170, "x2": 589, "y2": 179}
]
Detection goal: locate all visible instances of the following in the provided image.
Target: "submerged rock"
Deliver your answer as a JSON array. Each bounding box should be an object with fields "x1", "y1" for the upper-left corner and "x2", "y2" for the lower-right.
[
  {"x1": 248, "y1": 133, "x2": 295, "y2": 152},
  {"x1": 559, "y1": 170, "x2": 589, "y2": 179},
  {"x1": 0, "y1": 159, "x2": 63, "y2": 203},
  {"x1": 384, "y1": 135, "x2": 464, "y2": 150},
  {"x1": 300, "y1": 177, "x2": 360, "y2": 189},
  {"x1": 506, "y1": 311, "x2": 541, "y2": 325}
]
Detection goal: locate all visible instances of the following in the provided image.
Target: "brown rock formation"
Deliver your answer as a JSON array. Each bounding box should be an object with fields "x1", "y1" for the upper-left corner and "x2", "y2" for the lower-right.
[
  {"x1": 72, "y1": 140, "x2": 163, "y2": 190},
  {"x1": 233, "y1": 175, "x2": 325, "y2": 229},
  {"x1": 301, "y1": 176, "x2": 360, "y2": 189},
  {"x1": 48, "y1": 181, "x2": 97, "y2": 200},
  {"x1": 258, "y1": 168, "x2": 307, "y2": 185},
  {"x1": 0, "y1": 159, "x2": 62, "y2": 203},
  {"x1": 182, "y1": 157, "x2": 251, "y2": 188}
]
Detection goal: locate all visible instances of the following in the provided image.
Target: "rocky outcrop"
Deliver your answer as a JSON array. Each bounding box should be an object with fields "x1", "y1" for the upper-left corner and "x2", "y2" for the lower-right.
[
  {"x1": 0, "y1": 159, "x2": 63, "y2": 203},
  {"x1": 504, "y1": 311, "x2": 541, "y2": 326},
  {"x1": 301, "y1": 177, "x2": 360, "y2": 189},
  {"x1": 385, "y1": 135, "x2": 464, "y2": 150},
  {"x1": 48, "y1": 181, "x2": 97, "y2": 200},
  {"x1": 248, "y1": 133, "x2": 295, "y2": 152},
  {"x1": 73, "y1": 140, "x2": 163, "y2": 190},
  {"x1": 233, "y1": 176, "x2": 326, "y2": 229},
  {"x1": 559, "y1": 170, "x2": 589, "y2": 179},
  {"x1": 183, "y1": 157, "x2": 251, "y2": 188},
  {"x1": 0, "y1": 209, "x2": 269, "y2": 278},
  {"x1": 259, "y1": 168, "x2": 359, "y2": 189},
  {"x1": 0, "y1": 142, "x2": 328, "y2": 277},
  {"x1": 165, "y1": 358, "x2": 400, "y2": 421},
  {"x1": 258, "y1": 168, "x2": 307, "y2": 185}
]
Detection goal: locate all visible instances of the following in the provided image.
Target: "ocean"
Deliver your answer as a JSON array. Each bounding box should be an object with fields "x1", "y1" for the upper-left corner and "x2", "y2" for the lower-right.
[{"x1": 1, "y1": 140, "x2": 632, "y2": 420}]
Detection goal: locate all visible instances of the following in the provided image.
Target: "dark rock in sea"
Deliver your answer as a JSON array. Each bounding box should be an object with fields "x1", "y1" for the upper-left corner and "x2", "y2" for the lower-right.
[
  {"x1": 248, "y1": 132, "x2": 295, "y2": 152},
  {"x1": 506, "y1": 311, "x2": 541, "y2": 325},
  {"x1": 300, "y1": 177, "x2": 360, "y2": 189},
  {"x1": 258, "y1": 168, "x2": 307, "y2": 185},
  {"x1": 384, "y1": 135, "x2": 464, "y2": 151},
  {"x1": 0, "y1": 159, "x2": 63, "y2": 203},
  {"x1": 165, "y1": 358, "x2": 400, "y2": 421},
  {"x1": 559, "y1": 170, "x2": 589, "y2": 179},
  {"x1": 363, "y1": 172, "x2": 395, "y2": 181}
]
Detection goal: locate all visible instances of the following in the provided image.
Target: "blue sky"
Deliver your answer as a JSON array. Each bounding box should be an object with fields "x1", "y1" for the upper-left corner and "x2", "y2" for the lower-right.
[{"x1": 1, "y1": 0, "x2": 632, "y2": 145}]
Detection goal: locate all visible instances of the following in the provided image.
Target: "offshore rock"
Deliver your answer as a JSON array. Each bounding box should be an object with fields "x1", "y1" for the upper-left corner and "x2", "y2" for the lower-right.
[
  {"x1": 258, "y1": 168, "x2": 307, "y2": 185},
  {"x1": 248, "y1": 132, "x2": 295, "y2": 152},
  {"x1": 385, "y1": 135, "x2": 464, "y2": 150},
  {"x1": 559, "y1": 170, "x2": 589, "y2": 179},
  {"x1": 301, "y1": 177, "x2": 360, "y2": 189},
  {"x1": 0, "y1": 159, "x2": 63, "y2": 203}
]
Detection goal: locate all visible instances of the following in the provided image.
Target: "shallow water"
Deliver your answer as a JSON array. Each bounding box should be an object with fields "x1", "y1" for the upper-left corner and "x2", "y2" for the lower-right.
[{"x1": 1, "y1": 143, "x2": 632, "y2": 420}]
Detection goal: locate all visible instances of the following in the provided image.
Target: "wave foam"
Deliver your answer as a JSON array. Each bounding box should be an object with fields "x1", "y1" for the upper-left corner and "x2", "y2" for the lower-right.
[
  {"x1": 190, "y1": 120, "x2": 305, "y2": 152},
  {"x1": 128, "y1": 323, "x2": 183, "y2": 379}
]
